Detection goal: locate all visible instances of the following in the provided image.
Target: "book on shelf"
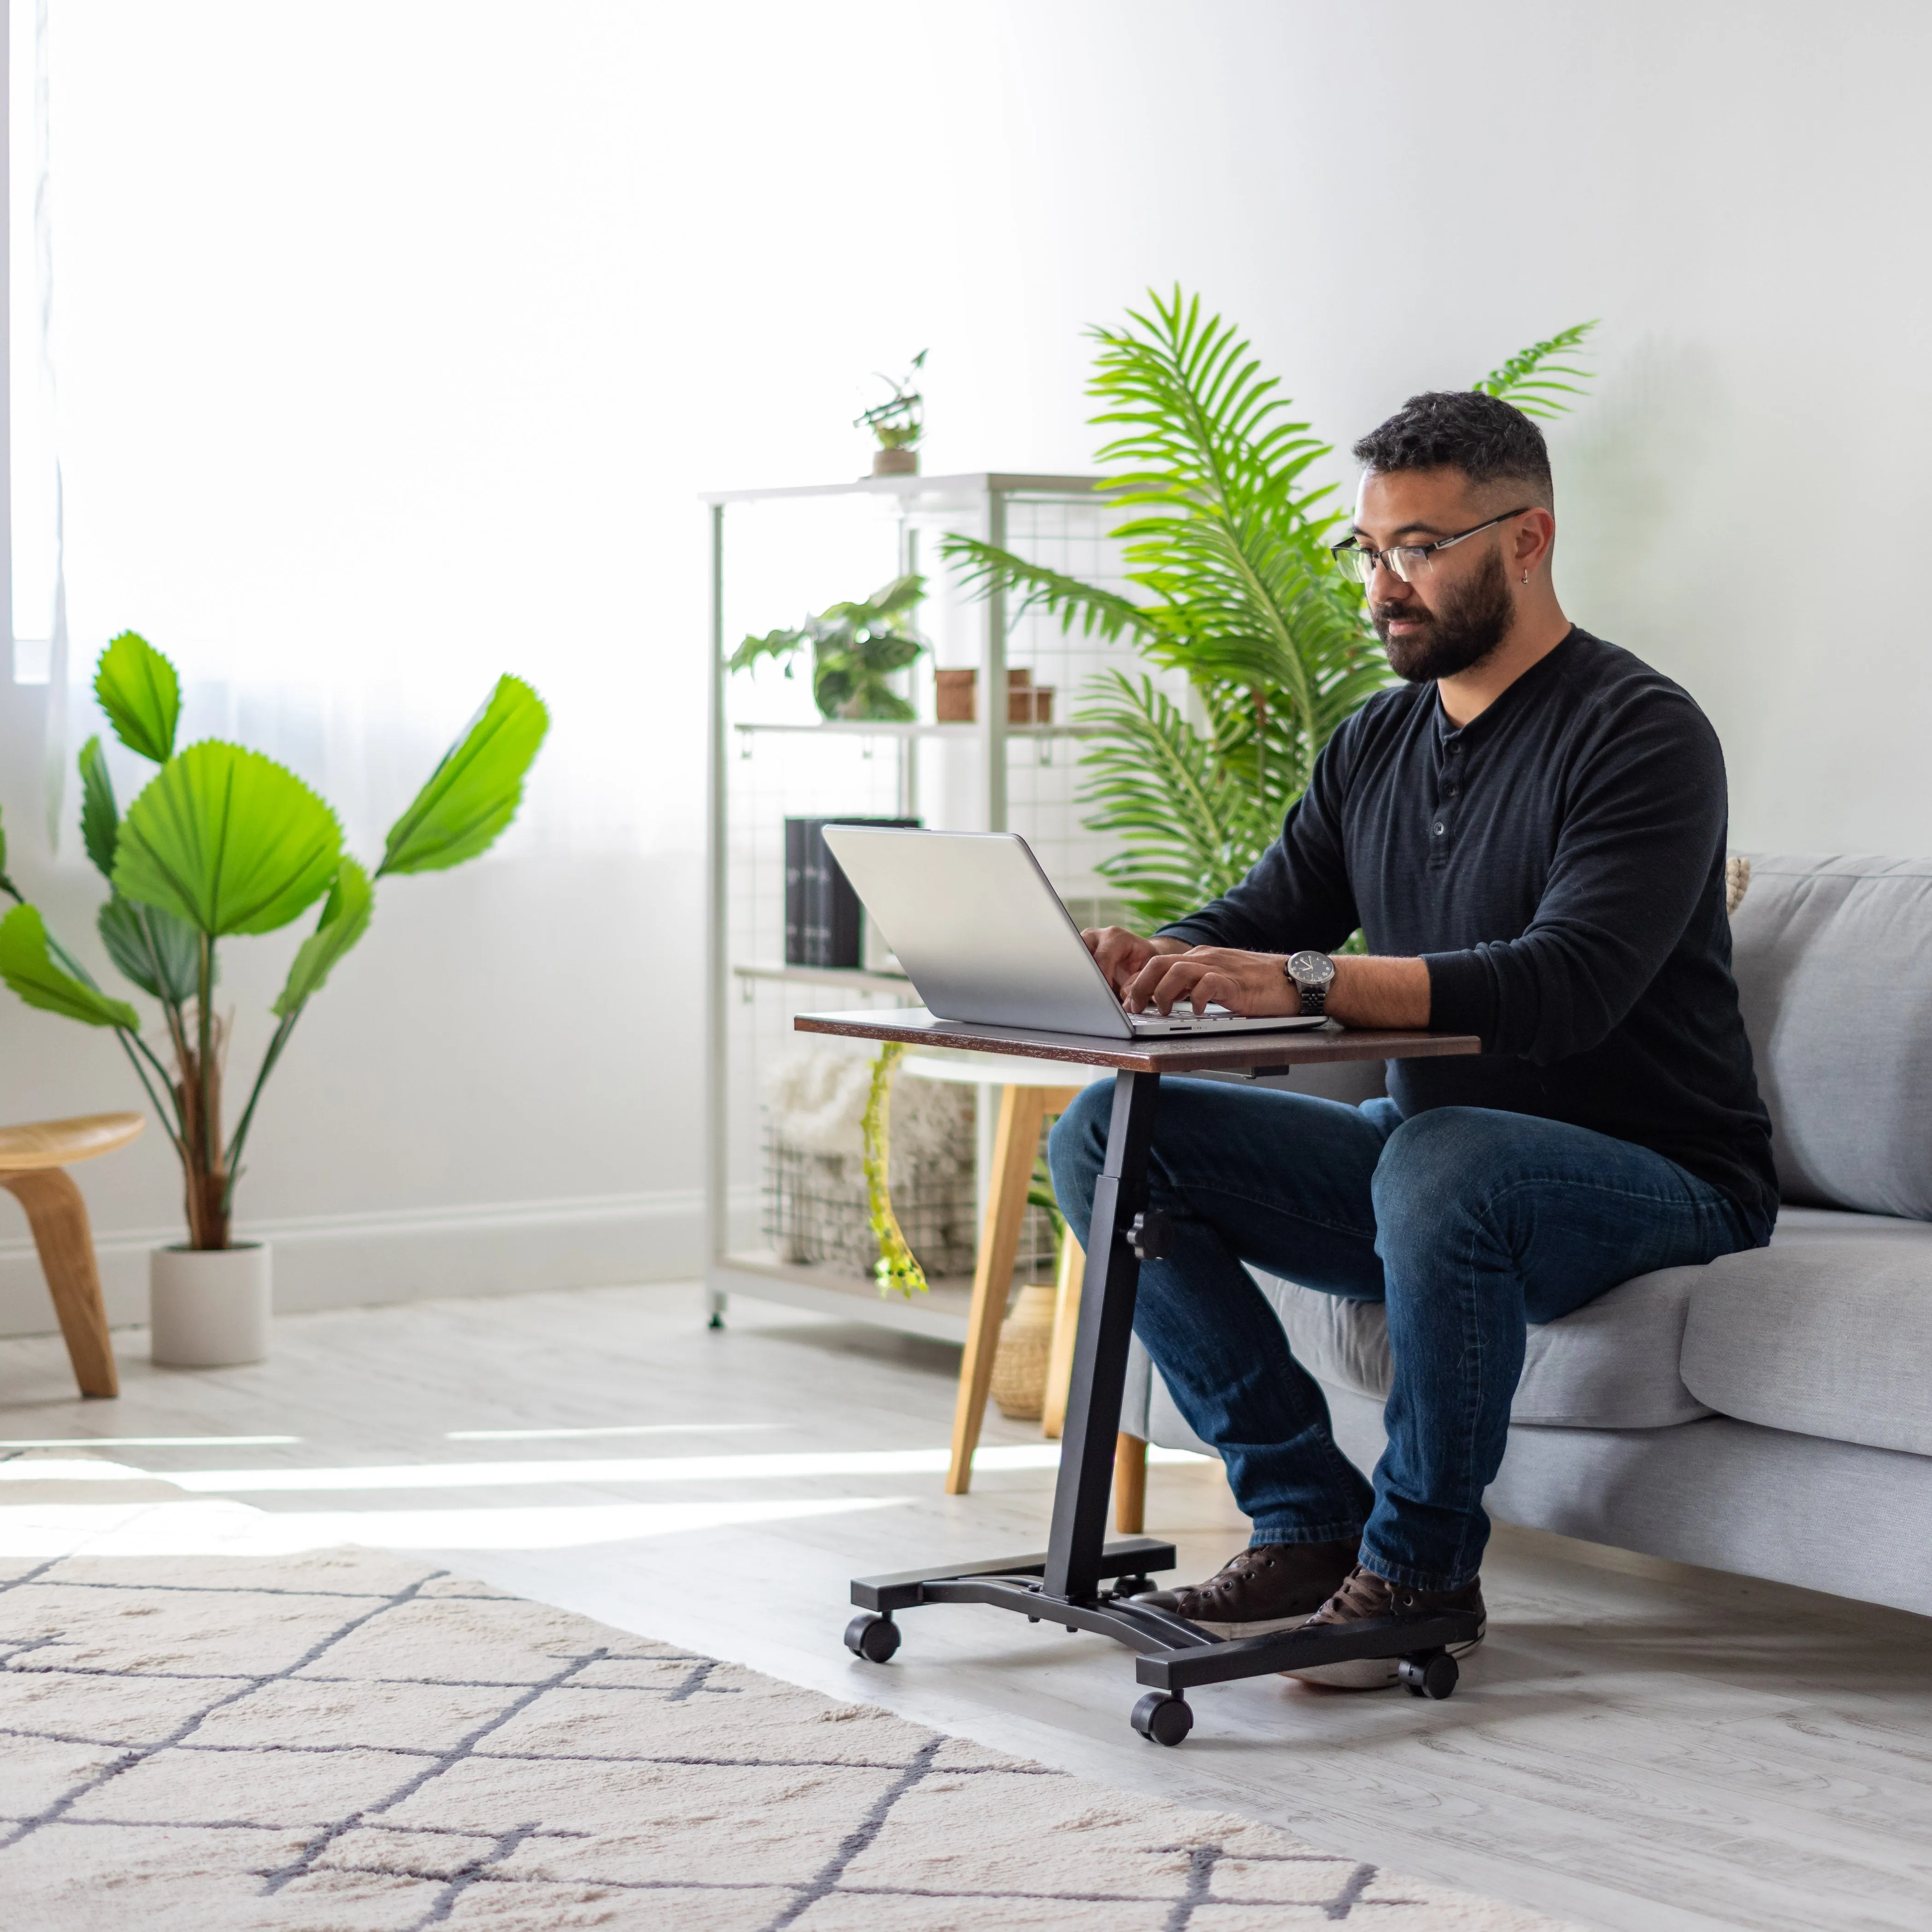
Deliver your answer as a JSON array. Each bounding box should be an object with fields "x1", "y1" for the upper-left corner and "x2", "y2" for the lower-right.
[{"x1": 785, "y1": 816, "x2": 920, "y2": 969}]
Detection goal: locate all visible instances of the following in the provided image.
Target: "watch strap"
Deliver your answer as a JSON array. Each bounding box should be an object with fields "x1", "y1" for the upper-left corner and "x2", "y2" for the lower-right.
[{"x1": 1284, "y1": 955, "x2": 1329, "y2": 1016}]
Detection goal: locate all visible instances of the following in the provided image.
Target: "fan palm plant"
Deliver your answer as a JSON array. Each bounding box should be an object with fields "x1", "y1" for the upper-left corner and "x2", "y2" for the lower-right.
[
  {"x1": 943, "y1": 293, "x2": 1595, "y2": 927},
  {"x1": 0, "y1": 631, "x2": 549, "y2": 1249}
]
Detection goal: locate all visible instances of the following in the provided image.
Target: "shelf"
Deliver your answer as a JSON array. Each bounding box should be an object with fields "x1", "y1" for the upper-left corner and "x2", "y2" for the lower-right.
[
  {"x1": 708, "y1": 469, "x2": 1126, "y2": 1351},
  {"x1": 732, "y1": 961, "x2": 914, "y2": 994},
  {"x1": 731, "y1": 719, "x2": 1092, "y2": 740},
  {"x1": 700, "y1": 471, "x2": 1105, "y2": 507},
  {"x1": 709, "y1": 1253, "x2": 978, "y2": 1343}
]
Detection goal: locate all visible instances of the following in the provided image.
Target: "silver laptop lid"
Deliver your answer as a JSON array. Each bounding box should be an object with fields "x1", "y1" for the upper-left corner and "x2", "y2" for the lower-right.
[{"x1": 818, "y1": 826, "x2": 1132, "y2": 1037}]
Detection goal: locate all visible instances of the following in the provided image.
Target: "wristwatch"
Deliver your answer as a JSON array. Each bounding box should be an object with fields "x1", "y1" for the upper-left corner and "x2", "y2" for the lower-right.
[{"x1": 1285, "y1": 950, "x2": 1336, "y2": 1018}]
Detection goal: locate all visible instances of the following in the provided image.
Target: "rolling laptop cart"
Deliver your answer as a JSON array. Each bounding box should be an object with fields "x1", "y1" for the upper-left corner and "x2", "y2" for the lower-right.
[{"x1": 796, "y1": 1008, "x2": 1483, "y2": 1746}]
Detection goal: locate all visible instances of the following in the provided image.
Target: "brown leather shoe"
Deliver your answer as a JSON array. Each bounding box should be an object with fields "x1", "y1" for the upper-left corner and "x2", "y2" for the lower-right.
[
  {"x1": 1130, "y1": 1540, "x2": 1356, "y2": 1638},
  {"x1": 1282, "y1": 1563, "x2": 1486, "y2": 1690}
]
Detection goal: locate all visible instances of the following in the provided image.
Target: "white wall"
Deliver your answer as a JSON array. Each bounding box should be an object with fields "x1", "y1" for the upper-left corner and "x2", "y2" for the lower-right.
[{"x1": 3, "y1": 1, "x2": 1926, "y2": 1334}]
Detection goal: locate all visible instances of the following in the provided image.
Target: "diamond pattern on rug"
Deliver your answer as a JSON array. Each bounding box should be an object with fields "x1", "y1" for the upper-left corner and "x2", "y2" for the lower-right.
[{"x1": 0, "y1": 1546, "x2": 1580, "y2": 1931}]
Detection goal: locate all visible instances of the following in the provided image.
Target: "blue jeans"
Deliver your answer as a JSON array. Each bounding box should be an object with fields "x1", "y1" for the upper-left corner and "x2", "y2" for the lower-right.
[{"x1": 1048, "y1": 1081, "x2": 1763, "y2": 1591}]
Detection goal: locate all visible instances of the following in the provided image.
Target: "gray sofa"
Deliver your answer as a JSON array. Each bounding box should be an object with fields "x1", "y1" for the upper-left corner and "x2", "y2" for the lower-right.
[{"x1": 1120, "y1": 854, "x2": 1932, "y2": 1617}]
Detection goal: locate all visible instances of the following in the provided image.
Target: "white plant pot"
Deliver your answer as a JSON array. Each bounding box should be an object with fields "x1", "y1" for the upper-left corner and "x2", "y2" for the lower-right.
[{"x1": 150, "y1": 1243, "x2": 272, "y2": 1368}]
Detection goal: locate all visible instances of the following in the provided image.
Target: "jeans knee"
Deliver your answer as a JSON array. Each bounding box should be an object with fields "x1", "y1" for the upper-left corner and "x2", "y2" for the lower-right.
[
  {"x1": 1371, "y1": 1107, "x2": 1514, "y2": 1260},
  {"x1": 1047, "y1": 1082, "x2": 1110, "y2": 1225}
]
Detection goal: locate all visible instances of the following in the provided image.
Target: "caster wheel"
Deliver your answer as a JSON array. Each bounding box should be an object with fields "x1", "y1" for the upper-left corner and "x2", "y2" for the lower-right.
[
  {"x1": 1398, "y1": 1650, "x2": 1458, "y2": 1700},
  {"x1": 844, "y1": 1614, "x2": 900, "y2": 1664},
  {"x1": 1114, "y1": 1575, "x2": 1156, "y2": 1599},
  {"x1": 1130, "y1": 1692, "x2": 1193, "y2": 1746}
]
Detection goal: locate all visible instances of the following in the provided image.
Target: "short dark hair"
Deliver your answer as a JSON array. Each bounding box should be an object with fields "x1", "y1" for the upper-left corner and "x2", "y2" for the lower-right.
[{"x1": 1351, "y1": 390, "x2": 1552, "y2": 505}]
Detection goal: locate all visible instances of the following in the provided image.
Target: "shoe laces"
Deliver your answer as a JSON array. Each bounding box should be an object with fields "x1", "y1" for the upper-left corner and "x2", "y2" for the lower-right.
[
  {"x1": 1191, "y1": 1544, "x2": 1278, "y2": 1603},
  {"x1": 1321, "y1": 1564, "x2": 1396, "y2": 1619}
]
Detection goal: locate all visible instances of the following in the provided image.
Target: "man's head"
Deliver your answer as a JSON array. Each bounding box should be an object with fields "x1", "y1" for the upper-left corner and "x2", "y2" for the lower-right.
[{"x1": 1346, "y1": 391, "x2": 1556, "y2": 684}]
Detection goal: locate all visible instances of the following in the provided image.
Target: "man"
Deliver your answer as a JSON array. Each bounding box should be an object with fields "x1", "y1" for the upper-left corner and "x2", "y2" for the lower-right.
[{"x1": 1047, "y1": 388, "x2": 1775, "y2": 1688}]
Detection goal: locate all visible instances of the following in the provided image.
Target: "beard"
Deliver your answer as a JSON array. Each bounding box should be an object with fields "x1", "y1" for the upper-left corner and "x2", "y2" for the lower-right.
[{"x1": 1373, "y1": 546, "x2": 1513, "y2": 683}]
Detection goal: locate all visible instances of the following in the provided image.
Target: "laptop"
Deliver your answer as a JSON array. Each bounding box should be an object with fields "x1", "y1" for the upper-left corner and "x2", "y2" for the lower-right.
[{"x1": 819, "y1": 825, "x2": 1328, "y2": 1039}]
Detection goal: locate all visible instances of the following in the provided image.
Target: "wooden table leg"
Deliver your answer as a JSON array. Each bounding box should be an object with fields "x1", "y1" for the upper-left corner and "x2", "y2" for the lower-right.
[
  {"x1": 946, "y1": 1084, "x2": 1048, "y2": 1495},
  {"x1": 1041, "y1": 1231, "x2": 1084, "y2": 1440},
  {"x1": 1027, "y1": 1083, "x2": 1086, "y2": 1443},
  {"x1": 0, "y1": 1168, "x2": 119, "y2": 1398},
  {"x1": 1114, "y1": 1431, "x2": 1148, "y2": 1534}
]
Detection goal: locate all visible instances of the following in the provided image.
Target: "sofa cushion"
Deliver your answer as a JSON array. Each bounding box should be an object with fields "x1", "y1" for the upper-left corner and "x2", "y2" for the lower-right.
[
  {"x1": 1731, "y1": 855, "x2": 1932, "y2": 1219},
  {"x1": 1250, "y1": 1266, "x2": 1713, "y2": 1429},
  {"x1": 1136, "y1": 1338, "x2": 1214, "y2": 1457},
  {"x1": 1681, "y1": 1237, "x2": 1932, "y2": 1456},
  {"x1": 1770, "y1": 1203, "x2": 1932, "y2": 1247}
]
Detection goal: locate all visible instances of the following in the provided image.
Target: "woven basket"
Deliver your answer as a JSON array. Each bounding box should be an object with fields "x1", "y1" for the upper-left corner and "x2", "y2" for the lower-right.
[{"x1": 989, "y1": 1281, "x2": 1059, "y2": 1420}]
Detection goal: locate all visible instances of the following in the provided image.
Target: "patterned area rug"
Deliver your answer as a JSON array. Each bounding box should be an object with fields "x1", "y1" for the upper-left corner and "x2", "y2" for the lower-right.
[{"x1": 0, "y1": 1544, "x2": 1579, "y2": 1932}]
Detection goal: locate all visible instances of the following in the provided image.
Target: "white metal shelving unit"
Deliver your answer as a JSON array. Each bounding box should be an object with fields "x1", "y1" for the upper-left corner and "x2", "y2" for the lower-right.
[{"x1": 703, "y1": 471, "x2": 1127, "y2": 1340}]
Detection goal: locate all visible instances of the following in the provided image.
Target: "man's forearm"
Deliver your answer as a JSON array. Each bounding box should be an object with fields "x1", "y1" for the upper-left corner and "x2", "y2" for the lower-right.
[
  {"x1": 1101, "y1": 932, "x2": 1433, "y2": 1027},
  {"x1": 1326, "y1": 954, "x2": 1430, "y2": 1029}
]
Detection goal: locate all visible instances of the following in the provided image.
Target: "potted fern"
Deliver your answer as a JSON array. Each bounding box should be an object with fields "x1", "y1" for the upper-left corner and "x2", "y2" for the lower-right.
[
  {"x1": 0, "y1": 632, "x2": 548, "y2": 1366},
  {"x1": 856, "y1": 349, "x2": 927, "y2": 476},
  {"x1": 943, "y1": 291, "x2": 1595, "y2": 926}
]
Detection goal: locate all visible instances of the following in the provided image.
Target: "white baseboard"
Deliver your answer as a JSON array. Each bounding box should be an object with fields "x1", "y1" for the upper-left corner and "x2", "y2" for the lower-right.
[{"x1": 0, "y1": 1190, "x2": 707, "y2": 1338}]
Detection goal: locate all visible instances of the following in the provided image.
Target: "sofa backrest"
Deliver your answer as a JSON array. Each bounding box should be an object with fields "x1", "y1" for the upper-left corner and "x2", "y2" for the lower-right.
[{"x1": 1730, "y1": 855, "x2": 1932, "y2": 1219}]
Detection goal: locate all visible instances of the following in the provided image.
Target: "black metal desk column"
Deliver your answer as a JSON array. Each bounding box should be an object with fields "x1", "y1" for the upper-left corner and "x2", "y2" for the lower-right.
[{"x1": 1043, "y1": 1069, "x2": 1162, "y2": 1602}]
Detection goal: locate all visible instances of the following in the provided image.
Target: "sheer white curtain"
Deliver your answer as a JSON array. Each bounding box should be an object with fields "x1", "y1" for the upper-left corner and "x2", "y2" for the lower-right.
[
  {"x1": 8, "y1": 2, "x2": 729, "y2": 868},
  {"x1": 0, "y1": 0, "x2": 1104, "y2": 1255},
  {"x1": 6, "y1": 2, "x2": 1101, "y2": 877}
]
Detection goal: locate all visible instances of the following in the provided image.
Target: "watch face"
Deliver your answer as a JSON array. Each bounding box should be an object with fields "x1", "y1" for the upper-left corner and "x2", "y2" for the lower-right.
[{"x1": 1287, "y1": 950, "x2": 1335, "y2": 986}]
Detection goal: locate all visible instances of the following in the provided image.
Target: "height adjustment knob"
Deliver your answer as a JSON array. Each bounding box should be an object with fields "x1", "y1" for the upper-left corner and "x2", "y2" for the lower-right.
[{"x1": 1127, "y1": 1211, "x2": 1172, "y2": 1261}]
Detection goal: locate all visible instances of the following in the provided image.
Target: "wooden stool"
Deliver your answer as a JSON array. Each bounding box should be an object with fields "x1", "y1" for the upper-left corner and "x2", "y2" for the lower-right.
[
  {"x1": 915, "y1": 1068, "x2": 1148, "y2": 1523},
  {"x1": 0, "y1": 1113, "x2": 144, "y2": 1398},
  {"x1": 897, "y1": 1055, "x2": 1097, "y2": 1496}
]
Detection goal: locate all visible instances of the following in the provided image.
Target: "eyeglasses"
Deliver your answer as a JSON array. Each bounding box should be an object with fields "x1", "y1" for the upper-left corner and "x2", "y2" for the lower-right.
[{"x1": 1330, "y1": 506, "x2": 1534, "y2": 587}]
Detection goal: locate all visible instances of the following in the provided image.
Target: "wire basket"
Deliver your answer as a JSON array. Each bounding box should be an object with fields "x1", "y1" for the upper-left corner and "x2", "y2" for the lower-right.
[{"x1": 763, "y1": 1132, "x2": 980, "y2": 1279}]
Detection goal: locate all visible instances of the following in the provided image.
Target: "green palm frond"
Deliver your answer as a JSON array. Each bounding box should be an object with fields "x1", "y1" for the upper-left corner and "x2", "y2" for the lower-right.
[
  {"x1": 939, "y1": 287, "x2": 1389, "y2": 880},
  {"x1": 1089, "y1": 289, "x2": 1332, "y2": 505},
  {"x1": 941, "y1": 539, "x2": 1160, "y2": 646},
  {"x1": 1473, "y1": 321, "x2": 1599, "y2": 421},
  {"x1": 936, "y1": 292, "x2": 1597, "y2": 934},
  {"x1": 1076, "y1": 672, "x2": 1278, "y2": 928},
  {"x1": 1087, "y1": 288, "x2": 1367, "y2": 711}
]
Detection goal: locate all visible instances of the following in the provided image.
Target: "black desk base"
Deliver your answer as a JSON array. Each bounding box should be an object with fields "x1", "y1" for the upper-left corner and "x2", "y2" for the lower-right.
[{"x1": 842, "y1": 1067, "x2": 1480, "y2": 1746}]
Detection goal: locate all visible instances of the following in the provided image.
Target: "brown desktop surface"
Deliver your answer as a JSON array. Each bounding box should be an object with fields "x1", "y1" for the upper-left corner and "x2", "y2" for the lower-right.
[{"x1": 793, "y1": 1008, "x2": 1481, "y2": 1075}]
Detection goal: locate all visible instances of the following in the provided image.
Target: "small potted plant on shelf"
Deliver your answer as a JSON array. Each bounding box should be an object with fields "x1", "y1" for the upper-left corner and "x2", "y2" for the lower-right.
[
  {"x1": 856, "y1": 349, "x2": 926, "y2": 476},
  {"x1": 728, "y1": 575, "x2": 927, "y2": 722},
  {"x1": 0, "y1": 632, "x2": 549, "y2": 1368}
]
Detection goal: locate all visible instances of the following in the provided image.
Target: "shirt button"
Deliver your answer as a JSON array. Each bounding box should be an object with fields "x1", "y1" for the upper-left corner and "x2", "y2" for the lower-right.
[{"x1": 1433, "y1": 822, "x2": 1445, "y2": 835}]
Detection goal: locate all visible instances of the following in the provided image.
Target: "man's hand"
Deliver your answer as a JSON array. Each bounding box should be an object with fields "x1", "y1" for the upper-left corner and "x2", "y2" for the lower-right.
[
  {"x1": 1085, "y1": 931, "x2": 1434, "y2": 1028},
  {"x1": 1082, "y1": 927, "x2": 1189, "y2": 997},
  {"x1": 1122, "y1": 945, "x2": 1299, "y2": 1018}
]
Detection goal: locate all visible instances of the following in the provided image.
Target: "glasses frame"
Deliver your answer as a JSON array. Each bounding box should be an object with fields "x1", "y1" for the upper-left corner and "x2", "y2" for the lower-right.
[{"x1": 1331, "y1": 505, "x2": 1536, "y2": 587}]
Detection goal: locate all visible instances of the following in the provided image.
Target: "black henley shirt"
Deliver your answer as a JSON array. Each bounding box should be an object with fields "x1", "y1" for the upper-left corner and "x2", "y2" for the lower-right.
[{"x1": 1158, "y1": 627, "x2": 1779, "y2": 1235}]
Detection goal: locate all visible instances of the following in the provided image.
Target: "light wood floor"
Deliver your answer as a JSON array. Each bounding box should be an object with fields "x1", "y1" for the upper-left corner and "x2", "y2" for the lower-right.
[{"x1": 3, "y1": 1282, "x2": 1930, "y2": 1932}]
